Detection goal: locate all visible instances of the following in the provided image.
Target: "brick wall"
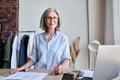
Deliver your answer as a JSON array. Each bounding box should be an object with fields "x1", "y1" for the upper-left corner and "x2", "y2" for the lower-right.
[{"x1": 0, "y1": 0, "x2": 19, "y2": 37}]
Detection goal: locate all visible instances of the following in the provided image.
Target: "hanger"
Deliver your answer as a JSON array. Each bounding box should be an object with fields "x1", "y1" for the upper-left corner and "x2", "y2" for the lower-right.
[{"x1": 10, "y1": 31, "x2": 12, "y2": 37}]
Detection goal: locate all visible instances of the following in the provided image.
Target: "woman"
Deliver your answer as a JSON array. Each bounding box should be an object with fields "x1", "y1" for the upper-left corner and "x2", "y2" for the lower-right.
[{"x1": 11, "y1": 8, "x2": 71, "y2": 75}]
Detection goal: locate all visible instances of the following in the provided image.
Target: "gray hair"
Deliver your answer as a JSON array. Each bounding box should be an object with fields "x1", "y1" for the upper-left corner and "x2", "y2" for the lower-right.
[{"x1": 40, "y1": 8, "x2": 61, "y2": 32}]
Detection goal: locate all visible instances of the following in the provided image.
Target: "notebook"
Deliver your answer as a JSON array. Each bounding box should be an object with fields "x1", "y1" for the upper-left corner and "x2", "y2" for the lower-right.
[{"x1": 93, "y1": 45, "x2": 120, "y2": 80}]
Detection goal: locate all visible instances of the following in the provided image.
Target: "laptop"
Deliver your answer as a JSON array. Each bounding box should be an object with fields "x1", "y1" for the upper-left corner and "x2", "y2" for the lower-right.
[{"x1": 93, "y1": 45, "x2": 120, "y2": 80}]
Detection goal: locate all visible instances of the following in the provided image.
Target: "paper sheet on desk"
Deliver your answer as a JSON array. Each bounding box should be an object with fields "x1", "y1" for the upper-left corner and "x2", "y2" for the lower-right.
[
  {"x1": 81, "y1": 70, "x2": 94, "y2": 78},
  {"x1": 6, "y1": 72, "x2": 48, "y2": 80}
]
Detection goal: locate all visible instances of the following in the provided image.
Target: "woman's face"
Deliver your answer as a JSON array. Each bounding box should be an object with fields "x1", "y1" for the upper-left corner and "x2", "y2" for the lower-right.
[{"x1": 45, "y1": 11, "x2": 58, "y2": 30}]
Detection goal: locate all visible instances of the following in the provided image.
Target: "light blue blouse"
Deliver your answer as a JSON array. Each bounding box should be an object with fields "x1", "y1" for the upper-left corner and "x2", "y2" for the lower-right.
[{"x1": 29, "y1": 31, "x2": 71, "y2": 69}]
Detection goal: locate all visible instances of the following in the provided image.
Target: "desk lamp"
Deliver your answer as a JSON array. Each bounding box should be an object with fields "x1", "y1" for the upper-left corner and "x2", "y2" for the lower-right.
[{"x1": 88, "y1": 40, "x2": 100, "y2": 69}]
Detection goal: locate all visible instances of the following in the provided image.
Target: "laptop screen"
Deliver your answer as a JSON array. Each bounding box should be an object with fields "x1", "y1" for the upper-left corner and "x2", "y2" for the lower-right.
[{"x1": 93, "y1": 45, "x2": 120, "y2": 80}]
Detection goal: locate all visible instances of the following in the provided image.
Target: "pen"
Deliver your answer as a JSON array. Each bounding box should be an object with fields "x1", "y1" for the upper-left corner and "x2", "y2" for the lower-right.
[{"x1": 52, "y1": 64, "x2": 60, "y2": 75}]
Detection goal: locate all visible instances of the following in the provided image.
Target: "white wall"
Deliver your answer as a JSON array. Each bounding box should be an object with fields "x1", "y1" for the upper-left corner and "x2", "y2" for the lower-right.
[{"x1": 19, "y1": 0, "x2": 88, "y2": 69}]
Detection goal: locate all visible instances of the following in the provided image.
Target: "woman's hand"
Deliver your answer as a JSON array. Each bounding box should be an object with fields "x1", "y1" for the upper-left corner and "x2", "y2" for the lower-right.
[
  {"x1": 10, "y1": 59, "x2": 34, "y2": 74},
  {"x1": 54, "y1": 59, "x2": 70, "y2": 75},
  {"x1": 54, "y1": 65, "x2": 66, "y2": 75},
  {"x1": 10, "y1": 65, "x2": 28, "y2": 74}
]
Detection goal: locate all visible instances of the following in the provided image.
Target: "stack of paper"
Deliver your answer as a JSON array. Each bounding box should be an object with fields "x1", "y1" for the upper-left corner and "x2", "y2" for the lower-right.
[
  {"x1": 81, "y1": 70, "x2": 94, "y2": 78},
  {"x1": 6, "y1": 72, "x2": 48, "y2": 80}
]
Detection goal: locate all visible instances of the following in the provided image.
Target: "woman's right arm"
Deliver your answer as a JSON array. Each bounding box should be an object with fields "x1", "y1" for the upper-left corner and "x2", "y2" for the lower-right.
[{"x1": 11, "y1": 58, "x2": 34, "y2": 74}]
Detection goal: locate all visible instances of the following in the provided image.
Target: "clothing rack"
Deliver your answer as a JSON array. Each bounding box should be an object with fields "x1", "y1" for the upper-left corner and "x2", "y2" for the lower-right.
[
  {"x1": 0, "y1": 31, "x2": 12, "y2": 37},
  {"x1": 17, "y1": 30, "x2": 36, "y2": 43},
  {"x1": 0, "y1": 30, "x2": 36, "y2": 39},
  {"x1": 0, "y1": 31, "x2": 12, "y2": 33},
  {"x1": 0, "y1": 31, "x2": 36, "y2": 34},
  {"x1": 18, "y1": 31, "x2": 36, "y2": 33}
]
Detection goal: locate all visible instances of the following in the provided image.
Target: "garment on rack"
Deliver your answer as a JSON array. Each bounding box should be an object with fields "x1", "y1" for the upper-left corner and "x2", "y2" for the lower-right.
[
  {"x1": 3, "y1": 35, "x2": 13, "y2": 68},
  {"x1": 27, "y1": 33, "x2": 35, "y2": 57},
  {"x1": 19, "y1": 34, "x2": 29, "y2": 67},
  {"x1": 0, "y1": 40, "x2": 5, "y2": 68},
  {"x1": 11, "y1": 34, "x2": 19, "y2": 69}
]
